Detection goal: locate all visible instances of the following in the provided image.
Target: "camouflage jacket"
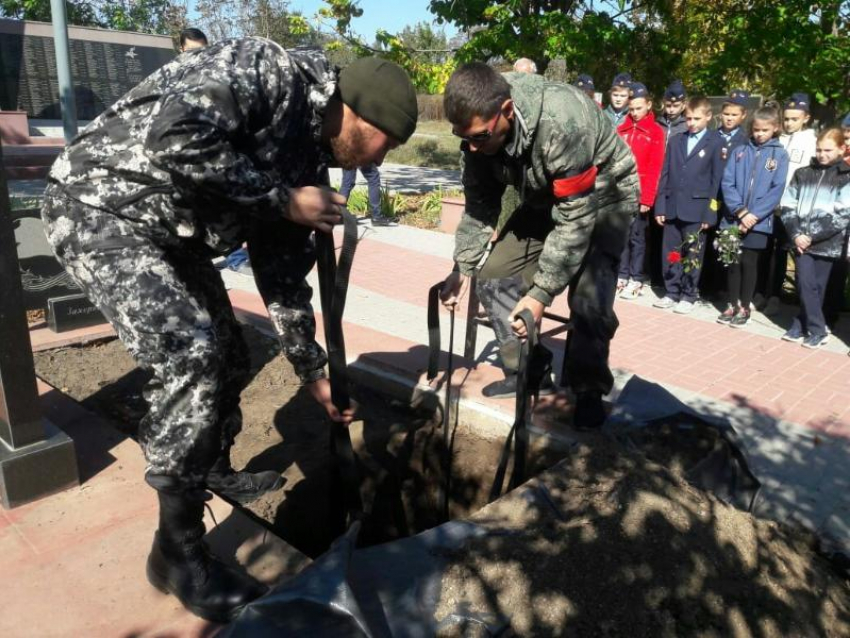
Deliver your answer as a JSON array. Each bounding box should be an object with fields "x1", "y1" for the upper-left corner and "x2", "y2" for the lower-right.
[
  {"x1": 454, "y1": 73, "x2": 637, "y2": 306},
  {"x1": 47, "y1": 38, "x2": 338, "y2": 383}
]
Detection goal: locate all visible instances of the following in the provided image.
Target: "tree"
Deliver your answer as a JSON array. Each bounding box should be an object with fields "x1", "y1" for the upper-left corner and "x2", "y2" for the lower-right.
[
  {"x1": 0, "y1": 0, "x2": 185, "y2": 35},
  {"x1": 0, "y1": 0, "x2": 100, "y2": 26}
]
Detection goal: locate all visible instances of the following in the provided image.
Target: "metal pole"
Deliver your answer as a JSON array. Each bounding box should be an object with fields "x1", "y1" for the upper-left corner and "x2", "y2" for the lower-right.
[{"x1": 50, "y1": 0, "x2": 78, "y2": 143}]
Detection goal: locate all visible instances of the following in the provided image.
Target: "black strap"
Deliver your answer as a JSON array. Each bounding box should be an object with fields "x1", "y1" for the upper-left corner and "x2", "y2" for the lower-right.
[
  {"x1": 426, "y1": 280, "x2": 454, "y2": 522},
  {"x1": 315, "y1": 213, "x2": 363, "y2": 532},
  {"x1": 488, "y1": 308, "x2": 541, "y2": 502}
]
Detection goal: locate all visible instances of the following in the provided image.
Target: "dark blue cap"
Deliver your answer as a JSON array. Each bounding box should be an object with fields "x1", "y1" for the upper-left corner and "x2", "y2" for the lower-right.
[
  {"x1": 629, "y1": 82, "x2": 649, "y2": 99},
  {"x1": 842, "y1": 113, "x2": 850, "y2": 128},
  {"x1": 726, "y1": 89, "x2": 750, "y2": 107},
  {"x1": 574, "y1": 74, "x2": 595, "y2": 90},
  {"x1": 663, "y1": 79, "x2": 686, "y2": 102},
  {"x1": 784, "y1": 92, "x2": 811, "y2": 112},
  {"x1": 610, "y1": 72, "x2": 632, "y2": 90}
]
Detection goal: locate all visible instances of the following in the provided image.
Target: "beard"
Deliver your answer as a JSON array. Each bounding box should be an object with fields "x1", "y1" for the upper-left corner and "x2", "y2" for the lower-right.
[{"x1": 330, "y1": 123, "x2": 371, "y2": 170}]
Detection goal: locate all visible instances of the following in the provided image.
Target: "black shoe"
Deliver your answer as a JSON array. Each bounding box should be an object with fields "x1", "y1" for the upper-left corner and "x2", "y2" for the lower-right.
[
  {"x1": 147, "y1": 490, "x2": 268, "y2": 623},
  {"x1": 573, "y1": 392, "x2": 606, "y2": 430},
  {"x1": 729, "y1": 309, "x2": 751, "y2": 329},
  {"x1": 481, "y1": 373, "x2": 557, "y2": 400},
  {"x1": 206, "y1": 468, "x2": 284, "y2": 505},
  {"x1": 371, "y1": 215, "x2": 397, "y2": 227}
]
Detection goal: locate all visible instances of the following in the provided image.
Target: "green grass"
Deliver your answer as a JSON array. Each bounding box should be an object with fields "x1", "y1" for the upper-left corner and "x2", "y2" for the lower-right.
[{"x1": 384, "y1": 119, "x2": 461, "y2": 170}]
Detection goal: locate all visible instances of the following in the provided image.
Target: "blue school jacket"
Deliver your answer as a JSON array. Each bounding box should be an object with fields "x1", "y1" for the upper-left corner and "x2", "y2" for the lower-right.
[
  {"x1": 654, "y1": 129, "x2": 725, "y2": 224},
  {"x1": 720, "y1": 138, "x2": 790, "y2": 235}
]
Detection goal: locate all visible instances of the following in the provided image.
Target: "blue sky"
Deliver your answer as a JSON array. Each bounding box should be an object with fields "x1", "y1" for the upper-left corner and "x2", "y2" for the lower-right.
[{"x1": 287, "y1": 0, "x2": 457, "y2": 40}]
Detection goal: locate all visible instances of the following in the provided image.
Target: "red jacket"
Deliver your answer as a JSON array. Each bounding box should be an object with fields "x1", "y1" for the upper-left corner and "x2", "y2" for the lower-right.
[{"x1": 617, "y1": 111, "x2": 666, "y2": 207}]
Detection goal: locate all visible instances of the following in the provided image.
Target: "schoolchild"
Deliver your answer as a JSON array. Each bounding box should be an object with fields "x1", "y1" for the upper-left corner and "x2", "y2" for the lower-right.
[
  {"x1": 656, "y1": 80, "x2": 688, "y2": 147},
  {"x1": 718, "y1": 107, "x2": 790, "y2": 327},
  {"x1": 574, "y1": 73, "x2": 601, "y2": 106},
  {"x1": 779, "y1": 128, "x2": 850, "y2": 348},
  {"x1": 604, "y1": 72, "x2": 632, "y2": 127},
  {"x1": 653, "y1": 96, "x2": 724, "y2": 313},
  {"x1": 617, "y1": 83, "x2": 666, "y2": 299}
]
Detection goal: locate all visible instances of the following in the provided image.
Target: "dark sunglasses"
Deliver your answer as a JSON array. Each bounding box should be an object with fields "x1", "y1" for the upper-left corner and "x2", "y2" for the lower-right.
[{"x1": 452, "y1": 111, "x2": 502, "y2": 144}]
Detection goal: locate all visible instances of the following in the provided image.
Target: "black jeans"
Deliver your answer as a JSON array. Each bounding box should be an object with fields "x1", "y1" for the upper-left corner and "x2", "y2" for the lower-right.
[{"x1": 727, "y1": 247, "x2": 761, "y2": 310}]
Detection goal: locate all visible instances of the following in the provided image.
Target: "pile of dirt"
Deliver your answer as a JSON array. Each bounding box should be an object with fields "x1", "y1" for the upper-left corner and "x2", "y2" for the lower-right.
[{"x1": 34, "y1": 328, "x2": 850, "y2": 635}]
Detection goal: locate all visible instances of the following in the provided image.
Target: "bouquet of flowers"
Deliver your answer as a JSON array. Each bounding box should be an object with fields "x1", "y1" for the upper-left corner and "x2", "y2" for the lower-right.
[
  {"x1": 713, "y1": 226, "x2": 743, "y2": 267},
  {"x1": 667, "y1": 232, "x2": 704, "y2": 273}
]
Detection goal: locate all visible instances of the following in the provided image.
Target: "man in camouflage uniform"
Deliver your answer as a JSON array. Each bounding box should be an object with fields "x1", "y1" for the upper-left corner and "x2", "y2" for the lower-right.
[
  {"x1": 440, "y1": 62, "x2": 639, "y2": 429},
  {"x1": 41, "y1": 39, "x2": 417, "y2": 622}
]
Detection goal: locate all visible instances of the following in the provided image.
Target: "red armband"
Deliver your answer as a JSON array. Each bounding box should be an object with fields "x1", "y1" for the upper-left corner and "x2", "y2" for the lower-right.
[{"x1": 552, "y1": 166, "x2": 598, "y2": 199}]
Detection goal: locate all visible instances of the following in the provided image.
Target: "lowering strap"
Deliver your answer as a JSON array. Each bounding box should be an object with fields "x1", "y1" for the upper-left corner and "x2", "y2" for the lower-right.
[
  {"x1": 427, "y1": 281, "x2": 454, "y2": 522},
  {"x1": 315, "y1": 212, "x2": 364, "y2": 533},
  {"x1": 488, "y1": 308, "x2": 548, "y2": 503}
]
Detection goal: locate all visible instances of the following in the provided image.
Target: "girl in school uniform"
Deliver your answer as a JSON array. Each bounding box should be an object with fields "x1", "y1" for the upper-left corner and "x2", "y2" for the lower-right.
[
  {"x1": 779, "y1": 128, "x2": 850, "y2": 348},
  {"x1": 718, "y1": 107, "x2": 790, "y2": 328}
]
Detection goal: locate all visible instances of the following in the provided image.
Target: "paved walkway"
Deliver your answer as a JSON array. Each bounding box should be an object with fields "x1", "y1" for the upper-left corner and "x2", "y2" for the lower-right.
[{"x1": 221, "y1": 218, "x2": 850, "y2": 554}]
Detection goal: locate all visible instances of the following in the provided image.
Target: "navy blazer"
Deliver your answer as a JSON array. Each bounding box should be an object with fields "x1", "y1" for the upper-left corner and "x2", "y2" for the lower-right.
[{"x1": 654, "y1": 129, "x2": 725, "y2": 224}]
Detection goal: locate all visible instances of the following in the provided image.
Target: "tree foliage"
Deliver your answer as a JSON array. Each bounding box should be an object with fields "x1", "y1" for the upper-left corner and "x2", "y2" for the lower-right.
[{"x1": 0, "y1": 0, "x2": 183, "y2": 34}]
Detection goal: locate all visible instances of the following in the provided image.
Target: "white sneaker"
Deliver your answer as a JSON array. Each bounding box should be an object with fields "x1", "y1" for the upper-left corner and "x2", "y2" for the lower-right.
[
  {"x1": 616, "y1": 278, "x2": 628, "y2": 292},
  {"x1": 619, "y1": 281, "x2": 643, "y2": 300},
  {"x1": 673, "y1": 300, "x2": 695, "y2": 314},
  {"x1": 763, "y1": 296, "x2": 781, "y2": 316},
  {"x1": 653, "y1": 296, "x2": 676, "y2": 309}
]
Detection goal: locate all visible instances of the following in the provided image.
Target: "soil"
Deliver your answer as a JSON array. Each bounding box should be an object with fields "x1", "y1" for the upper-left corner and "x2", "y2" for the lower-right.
[{"x1": 34, "y1": 327, "x2": 850, "y2": 636}]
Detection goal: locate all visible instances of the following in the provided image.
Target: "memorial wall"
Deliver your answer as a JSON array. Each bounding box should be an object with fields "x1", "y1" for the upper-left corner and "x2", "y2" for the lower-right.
[{"x1": 0, "y1": 19, "x2": 175, "y2": 120}]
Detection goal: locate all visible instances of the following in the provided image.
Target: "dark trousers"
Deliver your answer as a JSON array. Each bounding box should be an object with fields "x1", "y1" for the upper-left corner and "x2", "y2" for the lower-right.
[
  {"x1": 479, "y1": 175, "x2": 637, "y2": 395},
  {"x1": 727, "y1": 247, "x2": 761, "y2": 309},
  {"x1": 662, "y1": 219, "x2": 706, "y2": 302},
  {"x1": 824, "y1": 236, "x2": 849, "y2": 327},
  {"x1": 647, "y1": 216, "x2": 665, "y2": 287},
  {"x1": 699, "y1": 226, "x2": 723, "y2": 299},
  {"x1": 792, "y1": 253, "x2": 834, "y2": 337},
  {"x1": 618, "y1": 210, "x2": 648, "y2": 282},
  {"x1": 42, "y1": 191, "x2": 250, "y2": 483},
  {"x1": 759, "y1": 216, "x2": 789, "y2": 298},
  {"x1": 340, "y1": 163, "x2": 382, "y2": 217}
]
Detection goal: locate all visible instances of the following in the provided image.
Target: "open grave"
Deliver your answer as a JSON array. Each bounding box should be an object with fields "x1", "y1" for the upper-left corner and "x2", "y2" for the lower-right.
[{"x1": 33, "y1": 323, "x2": 850, "y2": 636}]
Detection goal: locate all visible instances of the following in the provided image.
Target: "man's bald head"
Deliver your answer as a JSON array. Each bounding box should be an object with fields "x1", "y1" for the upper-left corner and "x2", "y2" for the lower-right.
[{"x1": 513, "y1": 58, "x2": 537, "y2": 74}]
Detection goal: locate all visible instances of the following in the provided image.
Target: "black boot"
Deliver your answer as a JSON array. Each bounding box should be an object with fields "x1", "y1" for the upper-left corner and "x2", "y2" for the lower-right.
[
  {"x1": 206, "y1": 456, "x2": 284, "y2": 505},
  {"x1": 482, "y1": 372, "x2": 557, "y2": 399},
  {"x1": 573, "y1": 392, "x2": 607, "y2": 430},
  {"x1": 146, "y1": 487, "x2": 268, "y2": 623}
]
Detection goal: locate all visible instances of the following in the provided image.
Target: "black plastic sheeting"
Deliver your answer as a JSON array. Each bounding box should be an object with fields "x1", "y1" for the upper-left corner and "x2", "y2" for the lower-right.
[
  {"x1": 608, "y1": 376, "x2": 762, "y2": 513},
  {"x1": 223, "y1": 375, "x2": 762, "y2": 636}
]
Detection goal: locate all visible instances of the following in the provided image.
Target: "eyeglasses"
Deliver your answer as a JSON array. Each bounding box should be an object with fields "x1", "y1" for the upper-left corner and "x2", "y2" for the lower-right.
[{"x1": 452, "y1": 111, "x2": 502, "y2": 144}]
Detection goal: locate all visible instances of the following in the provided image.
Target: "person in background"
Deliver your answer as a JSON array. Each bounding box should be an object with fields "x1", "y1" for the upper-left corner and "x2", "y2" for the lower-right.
[
  {"x1": 758, "y1": 92, "x2": 819, "y2": 316},
  {"x1": 616, "y1": 83, "x2": 666, "y2": 300},
  {"x1": 339, "y1": 163, "x2": 394, "y2": 226},
  {"x1": 653, "y1": 97, "x2": 724, "y2": 314},
  {"x1": 656, "y1": 80, "x2": 688, "y2": 147},
  {"x1": 604, "y1": 72, "x2": 632, "y2": 127},
  {"x1": 701, "y1": 89, "x2": 751, "y2": 300},
  {"x1": 179, "y1": 27, "x2": 207, "y2": 52},
  {"x1": 513, "y1": 58, "x2": 537, "y2": 74},
  {"x1": 574, "y1": 74, "x2": 600, "y2": 106},
  {"x1": 779, "y1": 127, "x2": 850, "y2": 349},
  {"x1": 718, "y1": 107, "x2": 789, "y2": 328}
]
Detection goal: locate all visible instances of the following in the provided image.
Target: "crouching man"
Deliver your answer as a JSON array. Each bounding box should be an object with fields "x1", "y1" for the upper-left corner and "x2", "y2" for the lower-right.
[
  {"x1": 41, "y1": 39, "x2": 416, "y2": 622},
  {"x1": 440, "y1": 63, "x2": 639, "y2": 429}
]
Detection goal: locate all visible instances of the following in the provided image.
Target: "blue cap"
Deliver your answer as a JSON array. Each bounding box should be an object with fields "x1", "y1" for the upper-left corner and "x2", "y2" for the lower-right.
[
  {"x1": 842, "y1": 113, "x2": 850, "y2": 128},
  {"x1": 785, "y1": 92, "x2": 811, "y2": 113},
  {"x1": 663, "y1": 79, "x2": 686, "y2": 102},
  {"x1": 629, "y1": 82, "x2": 649, "y2": 99},
  {"x1": 610, "y1": 72, "x2": 632, "y2": 90},
  {"x1": 726, "y1": 89, "x2": 750, "y2": 107},
  {"x1": 574, "y1": 74, "x2": 595, "y2": 91}
]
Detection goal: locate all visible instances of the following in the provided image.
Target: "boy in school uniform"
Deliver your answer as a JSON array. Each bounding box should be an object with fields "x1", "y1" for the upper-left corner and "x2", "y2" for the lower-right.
[
  {"x1": 756, "y1": 93, "x2": 819, "y2": 315},
  {"x1": 654, "y1": 97, "x2": 725, "y2": 314},
  {"x1": 656, "y1": 80, "x2": 688, "y2": 147},
  {"x1": 574, "y1": 74, "x2": 601, "y2": 107},
  {"x1": 604, "y1": 72, "x2": 632, "y2": 127}
]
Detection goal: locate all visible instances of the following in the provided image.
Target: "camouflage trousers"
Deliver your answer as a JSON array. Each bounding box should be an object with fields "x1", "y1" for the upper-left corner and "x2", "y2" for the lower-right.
[
  {"x1": 479, "y1": 175, "x2": 638, "y2": 395},
  {"x1": 41, "y1": 188, "x2": 250, "y2": 483}
]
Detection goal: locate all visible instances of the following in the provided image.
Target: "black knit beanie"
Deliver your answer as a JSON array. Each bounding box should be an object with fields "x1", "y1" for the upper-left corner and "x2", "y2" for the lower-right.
[{"x1": 338, "y1": 57, "x2": 418, "y2": 143}]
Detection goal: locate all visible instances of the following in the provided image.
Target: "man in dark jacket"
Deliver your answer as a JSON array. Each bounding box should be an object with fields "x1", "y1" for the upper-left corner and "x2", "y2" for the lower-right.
[
  {"x1": 41, "y1": 39, "x2": 417, "y2": 622},
  {"x1": 439, "y1": 63, "x2": 639, "y2": 429}
]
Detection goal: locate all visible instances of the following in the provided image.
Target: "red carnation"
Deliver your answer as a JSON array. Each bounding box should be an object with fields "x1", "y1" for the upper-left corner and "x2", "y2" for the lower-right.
[{"x1": 667, "y1": 251, "x2": 682, "y2": 264}]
